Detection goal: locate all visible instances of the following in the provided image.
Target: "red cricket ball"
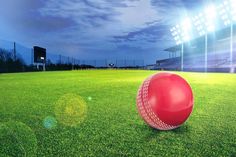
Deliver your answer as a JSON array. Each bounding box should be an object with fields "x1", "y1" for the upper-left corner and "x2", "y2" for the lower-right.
[{"x1": 136, "y1": 72, "x2": 194, "y2": 130}]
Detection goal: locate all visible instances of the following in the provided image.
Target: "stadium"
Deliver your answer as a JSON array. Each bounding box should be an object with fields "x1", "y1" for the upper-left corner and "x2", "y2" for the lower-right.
[
  {"x1": 158, "y1": 25, "x2": 236, "y2": 72},
  {"x1": 0, "y1": 0, "x2": 236, "y2": 157},
  {"x1": 156, "y1": 1, "x2": 236, "y2": 73}
]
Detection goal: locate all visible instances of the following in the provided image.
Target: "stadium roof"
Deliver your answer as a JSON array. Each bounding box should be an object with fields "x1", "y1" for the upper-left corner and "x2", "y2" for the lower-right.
[{"x1": 165, "y1": 24, "x2": 236, "y2": 52}]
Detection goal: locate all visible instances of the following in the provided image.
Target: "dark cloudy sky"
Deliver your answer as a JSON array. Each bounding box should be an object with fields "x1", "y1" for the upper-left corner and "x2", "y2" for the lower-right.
[{"x1": 0, "y1": 0, "x2": 215, "y2": 64}]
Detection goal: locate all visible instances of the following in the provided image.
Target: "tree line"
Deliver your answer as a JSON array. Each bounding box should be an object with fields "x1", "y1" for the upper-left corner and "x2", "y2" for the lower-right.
[
  {"x1": 0, "y1": 48, "x2": 25, "y2": 73},
  {"x1": 0, "y1": 48, "x2": 96, "y2": 73}
]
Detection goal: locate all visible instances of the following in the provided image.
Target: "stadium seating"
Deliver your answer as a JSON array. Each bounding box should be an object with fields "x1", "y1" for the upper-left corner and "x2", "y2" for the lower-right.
[{"x1": 156, "y1": 51, "x2": 236, "y2": 72}]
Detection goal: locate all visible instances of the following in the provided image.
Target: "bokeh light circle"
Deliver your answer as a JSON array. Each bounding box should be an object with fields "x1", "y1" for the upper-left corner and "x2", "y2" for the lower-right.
[
  {"x1": 43, "y1": 116, "x2": 57, "y2": 129},
  {"x1": 0, "y1": 121, "x2": 37, "y2": 157},
  {"x1": 54, "y1": 94, "x2": 87, "y2": 127},
  {"x1": 87, "y1": 96, "x2": 92, "y2": 101}
]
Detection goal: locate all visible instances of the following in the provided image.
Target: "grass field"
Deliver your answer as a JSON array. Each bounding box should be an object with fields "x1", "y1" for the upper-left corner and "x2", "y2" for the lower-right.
[{"x1": 0, "y1": 70, "x2": 235, "y2": 157}]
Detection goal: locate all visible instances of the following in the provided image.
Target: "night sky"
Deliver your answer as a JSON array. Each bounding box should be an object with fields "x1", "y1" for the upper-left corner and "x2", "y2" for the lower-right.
[{"x1": 0, "y1": 0, "x2": 211, "y2": 64}]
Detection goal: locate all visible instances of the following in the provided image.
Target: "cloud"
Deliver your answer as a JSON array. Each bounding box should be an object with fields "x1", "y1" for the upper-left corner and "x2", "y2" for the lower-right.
[
  {"x1": 113, "y1": 24, "x2": 168, "y2": 42},
  {"x1": 37, "y1": 0, "x2": 166, "y2": 48},
  {"x1": 39, "y1": 0, "x2": 139, "y2": 28},
  {"x1": 0, "y1": 0, "x2": 76, "y2": 35},
  {"x1": 111, "y1": 0, "x2": 208, "y2": 48}
]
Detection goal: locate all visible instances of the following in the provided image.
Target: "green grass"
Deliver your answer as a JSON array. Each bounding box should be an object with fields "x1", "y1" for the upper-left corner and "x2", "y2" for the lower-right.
[{"x1": 0, "y1": 70, "x2": 235, "y2": 157}]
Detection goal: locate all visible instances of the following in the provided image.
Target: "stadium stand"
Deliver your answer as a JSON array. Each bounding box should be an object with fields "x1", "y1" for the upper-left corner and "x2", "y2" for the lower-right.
[{"x1": 158, "y1": 25, "x2": 236, "y2": 73}]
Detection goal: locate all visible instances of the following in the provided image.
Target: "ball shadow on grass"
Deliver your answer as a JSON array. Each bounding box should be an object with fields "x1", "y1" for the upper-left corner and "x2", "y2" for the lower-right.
[
  {"x1": 135, "y1": 123, "x2": 190, "y2": 142},
  {"x1": 170, "y1": 124, "x2": 190, "y2": 134}
]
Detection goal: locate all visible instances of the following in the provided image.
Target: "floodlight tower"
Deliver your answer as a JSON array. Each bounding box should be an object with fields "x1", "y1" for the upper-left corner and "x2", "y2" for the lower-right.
[
  {"x1": 193, "y1": 13, "x2": 208, "y2": 72},
  {"x1": 192, "y1": 5, "x2": 217, "y2": 72},
  {"x1": 219, "y1": 0, "x2": 236, "y2": 73},
  {"x1": 170, "y1": 18, "x2": 192, "y2": 71},
  {"x1": 204, "y1": 5, "x2": 217, "y2": 72}
]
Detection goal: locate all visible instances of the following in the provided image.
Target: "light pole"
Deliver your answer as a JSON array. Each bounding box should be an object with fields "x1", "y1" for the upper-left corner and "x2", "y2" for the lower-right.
[
  {"x1": 218, "y1": 0, "x2": 235, "y2": 73},
  {"x1": 170, "y1": 18, "x2": 192, "y2": 72},
  {"x1": 205, "y1": 33, "x2": 208, "y2": 72},
  {"x1": 230, "y1": 23, "x2": 234, "y2": 73},
  {"x1": 181, "y1": 43, "x2": 184, "y2": 71}
]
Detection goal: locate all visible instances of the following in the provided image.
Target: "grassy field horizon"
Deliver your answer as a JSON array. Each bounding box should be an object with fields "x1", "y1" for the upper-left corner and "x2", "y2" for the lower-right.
[{"x1": 0, "y1": 70, "x2": 235, "y2": 156}]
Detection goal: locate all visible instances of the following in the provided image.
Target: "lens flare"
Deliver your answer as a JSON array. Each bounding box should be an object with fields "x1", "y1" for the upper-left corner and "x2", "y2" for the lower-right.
[
  {"x1": 0, "y1": 121, "x2": 37, "y2": 157},
  {"x1": 54, "y1": 94, "x2": 87, "y2": 127},
  {"x1": 87, "y1": 96, "x2": 92, "y2": 101},
  {"x1": 43, "y1": 116, "x2": 57, "y2": 129}
]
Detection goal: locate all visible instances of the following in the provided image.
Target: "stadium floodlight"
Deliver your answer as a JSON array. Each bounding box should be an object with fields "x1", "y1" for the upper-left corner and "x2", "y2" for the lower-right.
[
  {"x1": 202, "y1": 4, "x2": 217, "y2": 72},
  {"x1": 171, "y1": 17, "x2": 192, "y2": 45},
  {"x1": 193, "y1": 13, "x2": 206, "y2": 36},
  {"x1": 192, "y1": 4, "x2": 217, "y2": 37},
  {"x1": 218, "y1": 0, "x2": 235, "y2": 72},
  {"x1": 170, "y1": 17, "x2": 193, "y2": 71},
  {"x1": 182, "y1": 18, "x2": 192, "y2": 30},
  {"x1": 205, "y1": 5, "x2": 217, "y2": 19},
  {"x1": 219, "y1": 0, "x2": 236, "y2": 25},
  {"x1": 170, "y1": 0, "x2": 236, "y2": 73},
  {"x1": 230, "y1": 1, "x2": 236, "y2": 22},
  {"x1": 171, "y1": 1, "x2": 234, "y2": 39},
  {"x1": 181, "y1": 18, "x2": 192, "y2": 42},
  {"x1": 171, "y1": 25, "x2": 182, "y2": 45},
  {"x1": 204, "y1": 5, "x2": 217, "y2": 32},
  {"x1": 191, "y1": 4, "x2": 217, "y2": 72}
]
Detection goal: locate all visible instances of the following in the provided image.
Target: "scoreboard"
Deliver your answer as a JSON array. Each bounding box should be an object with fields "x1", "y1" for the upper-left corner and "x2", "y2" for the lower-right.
[{"x1": 34, "y1": 46, "x2": 46, "y2": 63}]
